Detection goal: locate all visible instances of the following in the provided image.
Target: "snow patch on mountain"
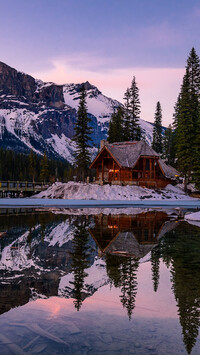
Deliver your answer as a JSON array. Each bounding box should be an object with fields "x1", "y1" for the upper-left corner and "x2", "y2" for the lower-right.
[
  {"x1": 46, "y1": 134, "x2": 76, "y2": 163},
  {"x1": 64, "y1": 84, "x2": 119, "y2": 124}
]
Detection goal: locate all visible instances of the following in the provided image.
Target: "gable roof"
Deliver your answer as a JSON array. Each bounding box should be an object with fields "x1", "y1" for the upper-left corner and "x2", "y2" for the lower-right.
[
  {"x1": 105, "y1": 141, "x2": 159, "y2": 168},
  {"x1": 90, "y1": 141, "x2": 180, "y2": 179}
]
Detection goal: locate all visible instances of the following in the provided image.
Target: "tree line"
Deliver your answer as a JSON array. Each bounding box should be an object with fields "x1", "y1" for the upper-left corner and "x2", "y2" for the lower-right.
[
  {"x1": 152, "y1": 47, "x2": 200, "y2": 189},
  {"x1": 173, "y1": 47, "x2": 200, "y2": 189},
  {"x1": 0, "y1": 148, "x2": 74, "y2": 182},
  {"x1": 108, "y1": 77, "x2": 142, "y2": 142}
]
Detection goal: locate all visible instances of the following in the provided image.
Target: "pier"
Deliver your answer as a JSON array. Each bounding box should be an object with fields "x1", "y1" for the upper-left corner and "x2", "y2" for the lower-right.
[{"x1": 0, "y1": 181, "x2": 50, "y2": 197}]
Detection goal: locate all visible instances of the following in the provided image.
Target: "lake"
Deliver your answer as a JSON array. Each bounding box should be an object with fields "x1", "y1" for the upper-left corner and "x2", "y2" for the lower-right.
[{"x1": 0, "y1": 208, "x2": 200, "y2": 354}]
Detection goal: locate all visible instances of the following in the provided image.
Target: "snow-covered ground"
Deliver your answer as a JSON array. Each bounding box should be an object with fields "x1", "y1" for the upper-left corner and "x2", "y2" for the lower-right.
[
  {"x1": 34, "y1": 181, "x2": 193, "y2": 201},
  {"x1": 185, "y1": 211, "x2": 200, "y2": 227}
]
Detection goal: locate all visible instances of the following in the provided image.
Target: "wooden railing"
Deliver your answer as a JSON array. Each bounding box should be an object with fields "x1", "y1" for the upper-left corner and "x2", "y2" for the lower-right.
[{"x1": 0, "y1": 181, "x2": 51, "y2": 192}]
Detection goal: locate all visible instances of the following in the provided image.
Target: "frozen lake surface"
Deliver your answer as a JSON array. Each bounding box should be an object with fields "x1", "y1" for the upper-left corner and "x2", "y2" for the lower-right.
[{"x1": 0, "y1": 197, "x2": 200, "y2": 208}]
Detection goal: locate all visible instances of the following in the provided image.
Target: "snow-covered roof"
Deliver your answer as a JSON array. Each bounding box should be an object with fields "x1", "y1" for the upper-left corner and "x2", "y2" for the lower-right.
[
  {"x1": 158, "y1": 159, "x2": 179, "y2": 179},
  {"x1": 90, "y1": 141, "x2": 179, "y2": 179},
  {"x1": 105, "y1": 141, "x2": 159, "y2": 168}
]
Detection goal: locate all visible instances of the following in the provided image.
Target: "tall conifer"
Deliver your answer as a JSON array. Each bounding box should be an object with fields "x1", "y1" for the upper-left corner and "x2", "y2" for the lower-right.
[
  {"x1": 163, "y1": 125, "x2": 176, "y2": 166},
  {"x1": 129, "y1": 76, "x2": 142, "y2": 140},
  {"x1": 173, "y1": 48, "x2": 200, "y2": 189},
  {"x1": 176, "y1": 70, "x2": 195, "y2": 189},
  {"x1": 123, "y1": 88, "x2": 131, "y2": 141},
  {"x1": 74, "y1": 85, "x2": 93, "y2": 181},
  {"x1": 40, "y1": 152, "x2": 49, "y2": 182},
  {"x1": 152, "y1": 101, "x2": 163, "y2": 154},
  {"x1": 29, "y1": 149, "x2": 36, "y2": 183},
  {"x1": 108, "y1": 106, "x2": 124, "y2": 143}
]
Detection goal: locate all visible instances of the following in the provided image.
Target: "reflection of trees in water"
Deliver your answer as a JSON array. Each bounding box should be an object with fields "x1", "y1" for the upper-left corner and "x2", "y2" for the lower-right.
[
  {"x1": 106, "y1": 254, "x2": 139, "y2": 319},
  {"x1": 152, "y1": 223, "x2": 200, "y2": 354},
  {"x1": 70, "y1": 217, "x2": 91, "y2": 311},
  {"x1": 151, "y1": 246, "x2": 160, "y2": 292}
]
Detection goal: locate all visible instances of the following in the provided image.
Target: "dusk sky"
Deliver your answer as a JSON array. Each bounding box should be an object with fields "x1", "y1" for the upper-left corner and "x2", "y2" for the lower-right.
[{"x1": 1, "y1": 0, "x2": 200, "y2": 125}]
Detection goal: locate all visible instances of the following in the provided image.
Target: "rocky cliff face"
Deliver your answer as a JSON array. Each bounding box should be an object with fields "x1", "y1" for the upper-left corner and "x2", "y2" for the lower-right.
[{"x1": 0, "y1": 61, "x2": 154, "y2": 162}]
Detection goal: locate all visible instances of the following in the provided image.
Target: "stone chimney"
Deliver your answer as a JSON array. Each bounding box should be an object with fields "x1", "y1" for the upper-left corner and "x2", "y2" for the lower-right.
[{"x1": 100, "y1": 140, "x2": 107, "y2": 150}]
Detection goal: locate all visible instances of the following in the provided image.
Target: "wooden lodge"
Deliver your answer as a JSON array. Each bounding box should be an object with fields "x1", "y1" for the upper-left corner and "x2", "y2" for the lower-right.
[{"x1": 90, "y1": 140, "x2": 179, "y2": 188}]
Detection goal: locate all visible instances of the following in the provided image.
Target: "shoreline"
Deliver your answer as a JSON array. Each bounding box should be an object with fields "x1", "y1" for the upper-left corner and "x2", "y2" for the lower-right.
[{"x1": 0, "y1": 198, "x2": 200, "y2": 209}]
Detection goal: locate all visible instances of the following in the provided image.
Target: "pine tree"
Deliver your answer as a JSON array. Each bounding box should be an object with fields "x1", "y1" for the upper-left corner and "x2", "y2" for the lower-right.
[
  {"x1": 173, "y1": 48, "x2": 200, "y2": 190},
  {"x1": 160, "y1": 224, "x2": 200, "y2": 355},
  {"x1": 129, "y1": 76, "x2": 142, "y2": 141},
  {"x1": 193, "y1": 112, "x2": 200, "y2": 188},
  {"x1": 123, "y1": 88, "x2": 131, "y2": 141},
  {"x1": 40, "y1": 152, "x2": 49, "y2": 182},
  {"x1": 152, "y1": 101, "x2": 163, "y2": 154},
  {"x1": 151, "y1": 246, "x2": 160, "y2": 292},
  {"x1": 74, "y1": 85, "x2": 93, "y2": 181},
  {"x1": 119, "y1": 258, "x2": 139, "y2": 320},
  {"x1": 29, "y1": 149, "x2": 36, "y2": 183},
  {"x1": 176, "y1": 70, "x2": 196, "y2": 190},
  {"x1": 163, "y1": 125, "x2": 176, "y2": 166},
  {"x1": 70, "y1": 217, "x2": 90, "y2": 311},
  {"x1": 186, "y1": 47, "x2": 200, "y2": 97},
  {"x1": 108, "y1": 106, "x2": 124, "y2": 143},
  {"x1": 173, "y1": 94, "x2": 182, "y2": 131}
]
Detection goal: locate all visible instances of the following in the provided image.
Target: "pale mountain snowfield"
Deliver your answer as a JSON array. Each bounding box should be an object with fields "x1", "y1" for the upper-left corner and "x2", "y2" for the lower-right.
[
  {"x1": 63, "y1": 84, "x2": 154, "y2": 145},
  {"x1": 63, "y1": 84, "x2": 120, "y2": 124},
  {"x1": 46, "y1": 134, "x2": 76, "y2": 163},
  {"x1": 0, "y1": 108, "x2": 42, "y2": 154},
  {"x1": 34, "y1": 181, "x2": 193, "y2": 201}
]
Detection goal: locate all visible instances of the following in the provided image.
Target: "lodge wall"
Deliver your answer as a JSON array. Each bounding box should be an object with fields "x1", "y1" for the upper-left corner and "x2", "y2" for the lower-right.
[{"x1": 94, "y1": 155, "x2": 171, "y2": 188}]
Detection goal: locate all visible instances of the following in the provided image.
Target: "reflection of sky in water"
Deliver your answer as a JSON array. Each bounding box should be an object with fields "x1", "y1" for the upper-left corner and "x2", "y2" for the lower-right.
[
  {"x1": 0, "y1": 261, "x2": 199, "y2": 354},
  {"x1": 0, "y1": 211, "x2": 200, "y2": 354}
]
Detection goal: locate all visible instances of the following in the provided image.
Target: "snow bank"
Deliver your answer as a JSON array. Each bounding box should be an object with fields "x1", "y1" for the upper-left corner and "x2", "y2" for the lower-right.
[
  {"x1": 185, "y1": 211, "x2": 200, "y2": 221},
  {"x1": 34, "y1": 182, "x2": 192, "y2": 201},
  {"x1": 184, "y1": 211, "x2": 200, "y2": 227}
]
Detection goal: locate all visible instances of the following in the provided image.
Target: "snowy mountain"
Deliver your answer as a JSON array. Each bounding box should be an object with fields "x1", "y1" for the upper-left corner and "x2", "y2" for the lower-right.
[{"x1": 0, "y1": 61, "x2": 154, "y2": 162}]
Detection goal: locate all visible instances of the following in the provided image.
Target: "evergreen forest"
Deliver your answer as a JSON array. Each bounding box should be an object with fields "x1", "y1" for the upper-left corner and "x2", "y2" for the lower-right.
[{"x1": 0, "y1": 148, "x2": 73, "y2": 182}]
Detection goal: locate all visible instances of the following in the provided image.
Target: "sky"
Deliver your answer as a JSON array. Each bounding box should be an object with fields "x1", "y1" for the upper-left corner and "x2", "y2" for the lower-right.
[{"x1": 0, "y1": 0, "x2": 200, "y2": 125}]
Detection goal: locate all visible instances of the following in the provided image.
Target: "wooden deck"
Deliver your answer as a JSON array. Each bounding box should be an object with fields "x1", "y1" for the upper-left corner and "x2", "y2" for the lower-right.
[{"x1": 0, "y1": 181, "x2": 51, "y2": 197}]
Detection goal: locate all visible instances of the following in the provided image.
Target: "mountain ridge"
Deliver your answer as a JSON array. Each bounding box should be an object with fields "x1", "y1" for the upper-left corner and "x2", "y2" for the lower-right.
[{"x1": 0, "y1": 61, "x2": 154, "y2": 162}]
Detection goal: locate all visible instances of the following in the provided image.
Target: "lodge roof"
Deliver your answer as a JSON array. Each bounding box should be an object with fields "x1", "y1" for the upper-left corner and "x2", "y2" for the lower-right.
[{"x1": 90, "y1": 141, "x2": 180, "y2": 179}]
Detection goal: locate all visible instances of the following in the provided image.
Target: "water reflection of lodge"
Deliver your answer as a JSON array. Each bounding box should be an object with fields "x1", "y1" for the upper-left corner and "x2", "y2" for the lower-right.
[{"x1": 89, "y1": 211, "x2": 176, "y2": 259}]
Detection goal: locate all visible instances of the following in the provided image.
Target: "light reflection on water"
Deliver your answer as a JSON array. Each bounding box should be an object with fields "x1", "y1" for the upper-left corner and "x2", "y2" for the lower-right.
[{"x1": 0, "y1": 209, "x2": 200, "y2": 354}]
